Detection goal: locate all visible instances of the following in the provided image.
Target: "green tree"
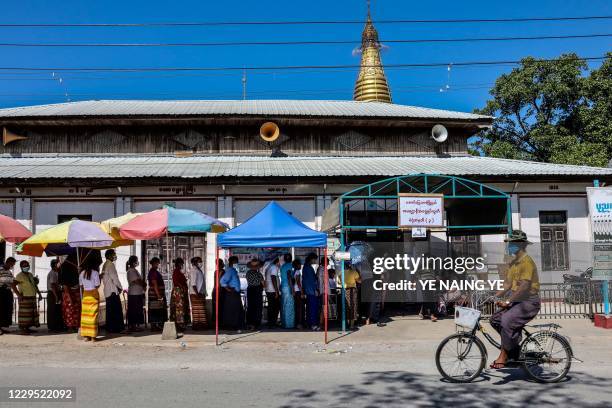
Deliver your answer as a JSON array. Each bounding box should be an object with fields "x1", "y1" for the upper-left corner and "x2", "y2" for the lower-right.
[{"x1": 472, "y1": 53, "x2": 611, "y2": 167}]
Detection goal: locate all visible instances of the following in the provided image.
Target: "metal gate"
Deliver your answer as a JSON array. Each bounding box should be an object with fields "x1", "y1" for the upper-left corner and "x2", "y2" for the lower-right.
[{"x1": 477, "y1": 281, "x2": 611, "y2": 319}]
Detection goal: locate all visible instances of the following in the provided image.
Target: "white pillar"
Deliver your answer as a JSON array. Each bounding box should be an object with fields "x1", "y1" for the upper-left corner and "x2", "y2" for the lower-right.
[
  {"x1": 13, "y1": 197, "x2": 31, "y2": 260},
  {"x1": 205, "y1": 196, "x2": 234, "y2": 298}
]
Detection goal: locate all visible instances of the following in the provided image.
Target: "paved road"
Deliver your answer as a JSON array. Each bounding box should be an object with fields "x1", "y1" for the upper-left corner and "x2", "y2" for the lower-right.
[{"x1": 0, "y1": 318, "x2": 610, "y2": 407}]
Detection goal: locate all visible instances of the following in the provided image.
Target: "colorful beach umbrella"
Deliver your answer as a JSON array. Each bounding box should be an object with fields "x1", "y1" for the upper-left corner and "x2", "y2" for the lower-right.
[
  {"x1": 18, "y1": 219, "x2": 114, "y2": 257},
  {"x1": 0, "y1": 214, "x2": 32, "y2": 243},
  {"x1": 119, "y1": 207, "x2": 228, "y2": 240},
  {"x1": 100, "y1": 213, "x2": 142, "y2": 247}
]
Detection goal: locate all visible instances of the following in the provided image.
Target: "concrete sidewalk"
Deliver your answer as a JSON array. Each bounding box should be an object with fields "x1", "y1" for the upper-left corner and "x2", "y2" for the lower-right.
[{"x1": 0, "y1": 315, "x2": 608, "y2": 352}]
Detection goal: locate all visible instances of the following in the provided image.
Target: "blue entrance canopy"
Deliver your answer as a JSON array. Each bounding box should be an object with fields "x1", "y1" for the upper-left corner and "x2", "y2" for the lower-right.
[{"x1": 217, "y1": 201, "x2": 327, "y2": 248}]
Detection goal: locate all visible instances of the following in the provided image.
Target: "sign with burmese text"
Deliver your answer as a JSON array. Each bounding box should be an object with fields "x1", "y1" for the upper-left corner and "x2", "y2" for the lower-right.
[{"x1": 398, "y1": 193, "x2": 444, "y2": 228}]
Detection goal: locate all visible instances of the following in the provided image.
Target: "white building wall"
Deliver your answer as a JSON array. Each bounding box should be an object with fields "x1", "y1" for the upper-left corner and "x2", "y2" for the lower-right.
[
  {"x1": 0, "y1": 182, "x2": 598, "y2": 292},
  {"x1": 519, "y1": 196, "x2": 591, "y2": 283}
]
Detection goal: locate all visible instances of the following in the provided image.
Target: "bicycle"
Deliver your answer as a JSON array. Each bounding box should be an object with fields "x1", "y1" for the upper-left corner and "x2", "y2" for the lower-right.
[{"x1": 435, "y1": 297, "x2": 575, "y2": 383}]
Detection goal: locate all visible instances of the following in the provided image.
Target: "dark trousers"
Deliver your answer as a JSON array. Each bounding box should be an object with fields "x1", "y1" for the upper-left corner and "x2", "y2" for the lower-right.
[
  {"x1": 294, "y1": 291, "x2": 304, "y2": 327},
  {"x1": 105, "y1": 293, "x2": 125, "y2": 333},
  {"x1": 266, "y1": 292, "x2": 280, "y2": 327},
  {"x1": 491, "y1": 298, "x2": 541, "y2": 351},
  {"x1": 221, "y1": 290, "x2": 244, "y2": 330},
  {"x1": 46, "y1": 291, "x2": 64, "y2": 331},
  {"x1": 306, "y1": 294, "x2": 319, "y2": 328},
  {"x1": 247, "y1": 286, "x2": 263, "y2": 329},
  {"x1": 0, "y1": 286, "x2": 13, "y2": 328},
  {"x1": 362, "y1": 278, "x2": 382, "y2": 322}
]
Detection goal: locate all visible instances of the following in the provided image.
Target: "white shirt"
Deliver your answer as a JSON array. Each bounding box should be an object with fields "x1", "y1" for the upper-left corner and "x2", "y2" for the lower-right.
[
  {"x1": 264, "y1": 262, "x2": 279, "y2": 293},
  {"x1": 189, "y1": 266, "x2": 206, "y2": 296},
  {"x1": 101, "y1": 260, "x2": 122, "y2": 298},
  {"x1": 79, "y1": 270, "x2": 101, "y2": 291},
  {"x1": 47, "y1": 269, "x2": 59, "y2": 289},
  {"x1": 293, "y1": 269, "x2": 302, "y2": 292},
  {"x1": 127, "y1": 267, "x2": 144, "y2": 296}
]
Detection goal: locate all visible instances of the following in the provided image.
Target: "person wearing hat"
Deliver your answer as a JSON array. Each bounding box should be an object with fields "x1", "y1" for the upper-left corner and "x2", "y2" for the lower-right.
[{"x1": 490, "y1": 230, "x2": 541, "y2": 369}]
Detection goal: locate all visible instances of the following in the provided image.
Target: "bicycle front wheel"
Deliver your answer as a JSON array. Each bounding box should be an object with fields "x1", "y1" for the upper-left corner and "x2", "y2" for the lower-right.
[
  {"x1": 435, "y1": 332, "x2": 487, "y2": 383},
  {"x1": 521, "y1": 331, "x2": 572, "y2": 383}
]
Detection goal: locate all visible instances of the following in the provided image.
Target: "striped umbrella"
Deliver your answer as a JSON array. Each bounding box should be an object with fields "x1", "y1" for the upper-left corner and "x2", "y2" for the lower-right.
[
  {"x1": 119, "y1": 207, "x2": 228, "y2": 240},
  {"x1": 99, "y1": 213, "x2": 143, "y2": 247},
  {"x1": 18, "y1": 219, "x2": 114, "y2": 257},
  {"x1": 0, "y1": 214, "x2": 32, "y2": 243}
]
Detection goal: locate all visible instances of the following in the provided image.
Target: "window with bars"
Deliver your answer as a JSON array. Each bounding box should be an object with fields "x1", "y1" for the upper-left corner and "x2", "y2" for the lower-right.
[{"x1": 539, "y1": 211, "x2": 569, "y2": 271}]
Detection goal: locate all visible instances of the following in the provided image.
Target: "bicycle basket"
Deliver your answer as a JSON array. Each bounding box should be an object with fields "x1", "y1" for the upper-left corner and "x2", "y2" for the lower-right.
[{"x1": 454, "y1": 306, "x2": 481, "y2": 330}]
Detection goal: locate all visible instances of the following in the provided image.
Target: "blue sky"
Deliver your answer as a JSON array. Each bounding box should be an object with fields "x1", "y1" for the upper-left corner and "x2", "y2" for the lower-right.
[{"x1": 0, "y1": 0, "x2": 610, "y2": 112}]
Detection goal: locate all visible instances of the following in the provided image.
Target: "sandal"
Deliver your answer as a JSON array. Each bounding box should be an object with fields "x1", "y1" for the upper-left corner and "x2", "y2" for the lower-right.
[{"x1": 489, "y1": 361, "x2": 506, "y2": 369}]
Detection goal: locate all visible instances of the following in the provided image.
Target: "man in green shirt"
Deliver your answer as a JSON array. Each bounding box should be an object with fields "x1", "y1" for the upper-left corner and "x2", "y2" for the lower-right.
[
  {"x1": 12, "y1": 260, "x2": 42, "y2": 334},
  {"x1": 490, "y1": 230, "x2": 541, "y2": 369}
]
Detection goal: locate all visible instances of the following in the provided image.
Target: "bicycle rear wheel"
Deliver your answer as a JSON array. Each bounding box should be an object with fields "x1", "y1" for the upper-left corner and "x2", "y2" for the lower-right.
[
  {"x1": 521, "y1": 331, "x2": 572, "y2": 383},
  {"x1": 435, "y1": 332, "x2": 487, "y2": 383}
]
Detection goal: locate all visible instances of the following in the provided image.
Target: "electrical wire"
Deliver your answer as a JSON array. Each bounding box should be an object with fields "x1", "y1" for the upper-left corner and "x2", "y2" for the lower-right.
[
  {"x1": 1, "y1": 33, "x2": 609, "y2": 47},
  {"x1": 0, "y1": 15, "x2": 610, "y2": 27},
  {"x1": 0, "y1": 56, "x2": 604, "y2": 73}
]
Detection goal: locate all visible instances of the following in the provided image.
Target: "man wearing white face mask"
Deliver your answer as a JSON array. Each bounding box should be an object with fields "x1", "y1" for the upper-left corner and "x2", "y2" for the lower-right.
[
  {"x1": 490, "y1": 230, "x2": 541, "y2": 370},
  {"x1": 12, "y1": 260, "x2": 42, "y2": 335},
  {"x1": 189, "y1": 256, "x2": 208, "y2": 330}
]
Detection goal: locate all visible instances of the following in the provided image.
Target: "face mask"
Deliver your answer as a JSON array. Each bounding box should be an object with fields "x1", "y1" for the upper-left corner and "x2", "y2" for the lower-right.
[
  {"x1": 508, "y1": 243, "x2": 521, "y2": 256},
  {"x1": 197, "y1": 263, "x2": 203, "y2": 268},
  {"x1": 22, "y1": 266, "x2": 30, "y2": 273},
  {"x1": 135, "y1": 263, "x2": 139, "y2": 268}
]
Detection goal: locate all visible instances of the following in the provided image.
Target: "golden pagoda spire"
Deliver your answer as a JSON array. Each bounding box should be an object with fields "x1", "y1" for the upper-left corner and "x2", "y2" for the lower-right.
[{"x1": 353, "y1": 0, "x2": 392, "y2": 103}]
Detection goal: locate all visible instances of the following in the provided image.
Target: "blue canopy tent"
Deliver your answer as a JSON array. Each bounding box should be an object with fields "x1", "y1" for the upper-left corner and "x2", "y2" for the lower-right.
[{"x1": 216, "y1": 201, "x2": 329, "y2": 345}]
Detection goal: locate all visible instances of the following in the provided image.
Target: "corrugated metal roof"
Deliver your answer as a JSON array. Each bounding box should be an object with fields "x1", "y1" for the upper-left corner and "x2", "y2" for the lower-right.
[
  {"x1": 0, "y1": 155, "x2": 610, "y2": 179},
  {"x1": 0, "y1": 100, "x2": 490, "y2": 121}
]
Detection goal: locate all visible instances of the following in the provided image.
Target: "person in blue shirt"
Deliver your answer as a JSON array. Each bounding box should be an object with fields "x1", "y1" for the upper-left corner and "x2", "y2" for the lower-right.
[
  {"x1": 279, "y1": 253, "x2": 295, "y2": 329},
  {"x1": 301, "y1": 253, "x2": 320, "y2": 331},
  {"x1": 220, "y1": 256, "x2": 244, "y2": 332}
]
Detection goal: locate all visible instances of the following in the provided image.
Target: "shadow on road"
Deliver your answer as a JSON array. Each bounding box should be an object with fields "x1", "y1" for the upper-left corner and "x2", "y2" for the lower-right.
[{"x1": 280, "y1": 370, "x2": 612, "y2": 408}]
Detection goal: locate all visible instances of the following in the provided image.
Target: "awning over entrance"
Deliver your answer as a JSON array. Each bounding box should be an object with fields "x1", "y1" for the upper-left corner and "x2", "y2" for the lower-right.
[{"x1": 322, "y1": 174, "x2": 511, "y2": 235}]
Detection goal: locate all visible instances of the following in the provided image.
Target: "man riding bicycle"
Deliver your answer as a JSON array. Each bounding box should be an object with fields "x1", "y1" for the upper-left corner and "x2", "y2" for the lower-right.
[{"x1": 490, "y1": 229, "x2": 541, "y2": 369}]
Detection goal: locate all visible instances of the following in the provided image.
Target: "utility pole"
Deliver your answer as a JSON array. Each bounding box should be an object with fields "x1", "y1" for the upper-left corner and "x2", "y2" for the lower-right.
[{"x1": 242, "y1": 68, "x2": 247, "y2": 100}]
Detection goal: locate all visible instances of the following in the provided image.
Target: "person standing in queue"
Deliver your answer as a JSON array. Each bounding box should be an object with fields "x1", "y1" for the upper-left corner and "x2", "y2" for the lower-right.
[
  {"x1": 292, "y1": 258, "x2": 304, "y2": 329},
  {"x1": 79, "y1": 258, "x2": 101, "y2": 342},
  {"x1": 0, "y1": 257, "x2": 16, "y2": 334},
  {"x1": 46, "y1": 259, "x2": 65, "y2": 332},
  {"x1": 101, "y1": 249, "x2": 125, "y2": 334},
  {"x1": 280, "y1": 253, "x2": 295, "y2": 329},
  {"x1": 490, "y1": 230, "x2": 541, "y2": 369},
  {"x1": 147, "y1": 257, "x2": 167, "y2": 331},
  {"x1": 189, "y1": 256, "x2": 208, "y2": 330},
  {"x1": 59, "y1": 253, "x2": 81, "y2": 333},
  {"x1": 126, "y1": 255, "x2": 145, "y2": 332},
  {"x1": 170, "y1": 258, "x2": 190, "y2": 332},
  {"x1": 220, "y1": 256, "x2": 243, "y2": 333},
  {"x1": 212, "y1": 259, "x2": 225, "y2": 328},
  {"x1": 13, "y1": 260, "x2": 42, "y2": 335},
  {"x1": 302, "y1": 253, "x2": 320, "y2": 331},
  {"x1": 245, "y1": 259, "x2": 264, "y2": 330},
  {"x1": 343, "y1": 263, "x2": 361, "y2": 330},
  {"x1": 263, "y1": 257, "x2": 281, "y2": 329}
]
